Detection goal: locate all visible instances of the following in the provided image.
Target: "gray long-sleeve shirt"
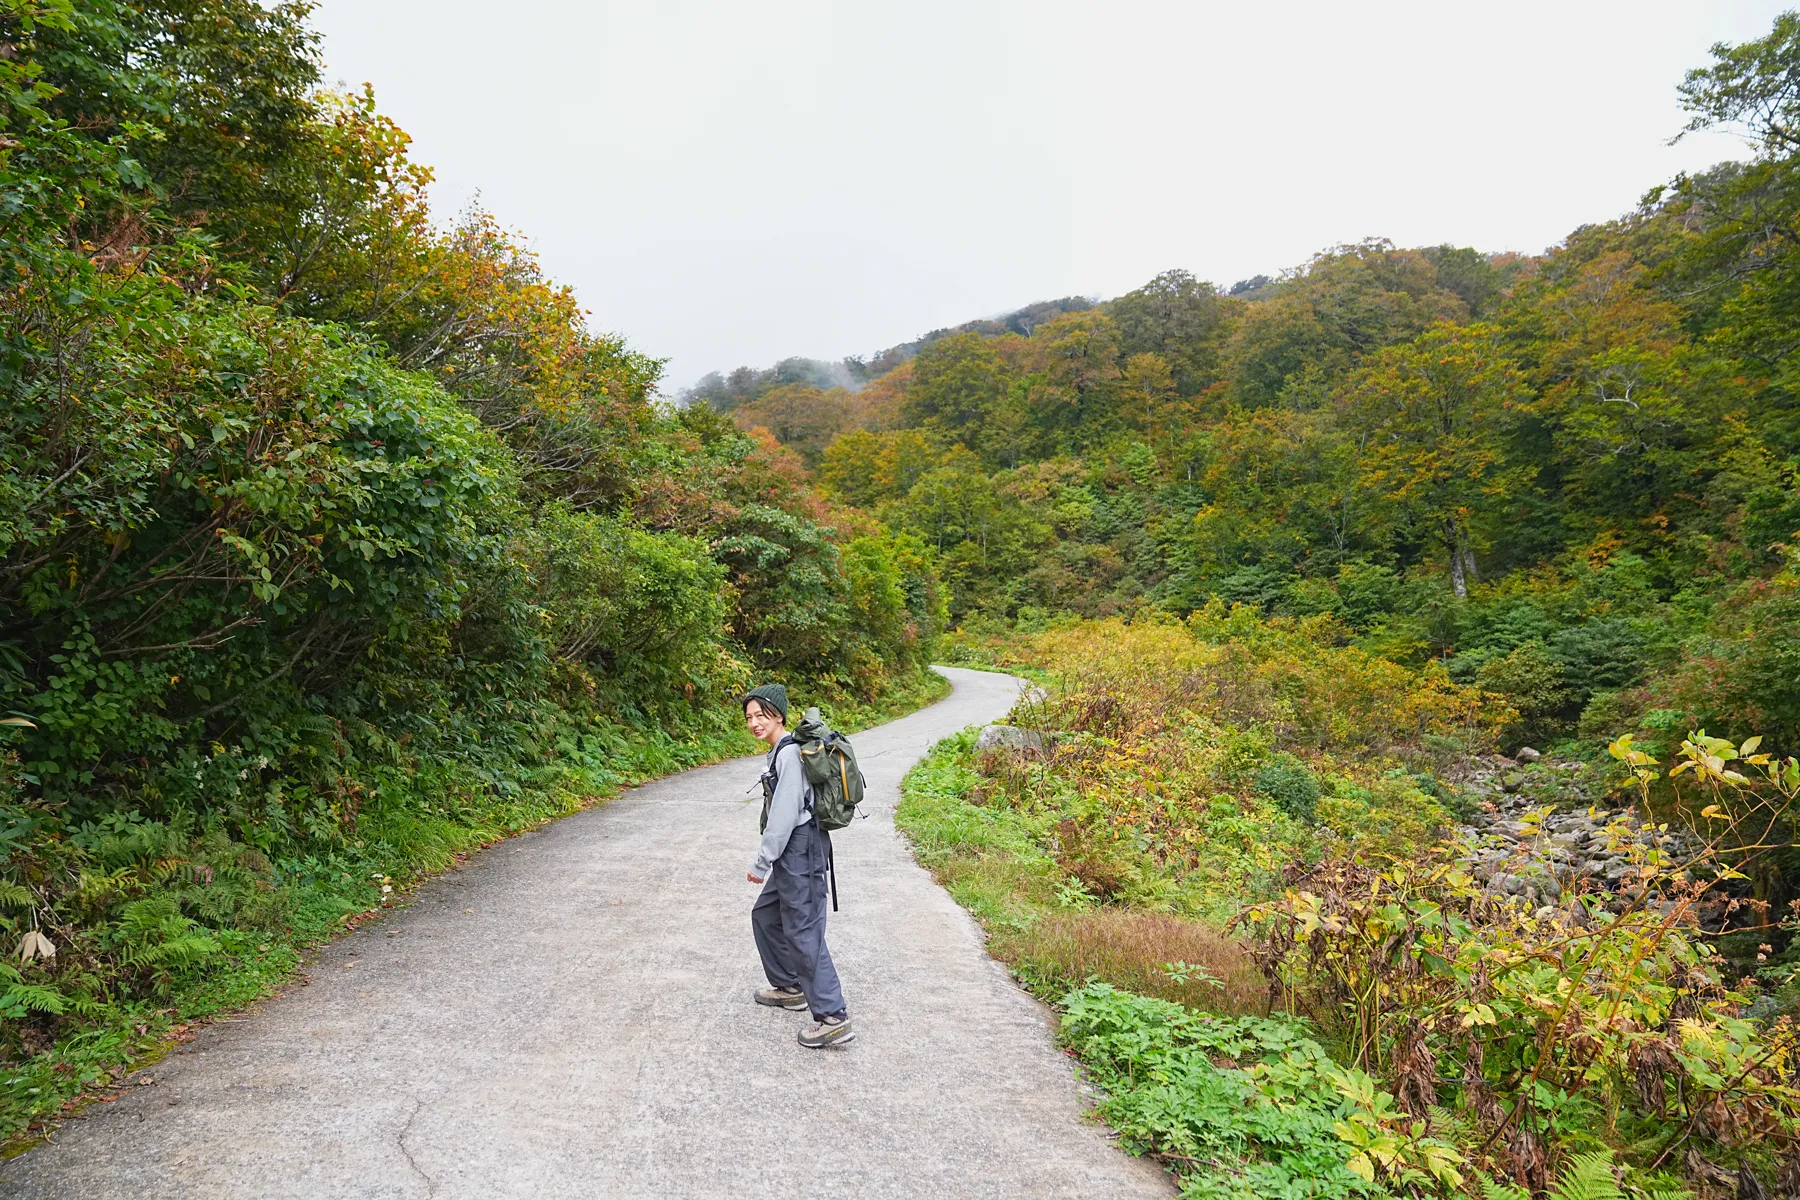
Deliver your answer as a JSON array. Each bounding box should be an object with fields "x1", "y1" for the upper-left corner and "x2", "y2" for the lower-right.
[{"x1": 752, "y1": 740, "x2": 812, "y2": 878}]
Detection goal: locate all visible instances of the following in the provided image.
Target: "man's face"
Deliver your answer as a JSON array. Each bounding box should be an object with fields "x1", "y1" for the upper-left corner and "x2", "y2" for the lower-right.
[{"x1": 745, "y1": 700, "x2": 782, "y2": 744}]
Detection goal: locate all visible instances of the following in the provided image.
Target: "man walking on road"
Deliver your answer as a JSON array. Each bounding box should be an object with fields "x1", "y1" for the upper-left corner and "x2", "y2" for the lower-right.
[{"x1": 742, "y1": 683, "x2": 855, "y2": 1048}]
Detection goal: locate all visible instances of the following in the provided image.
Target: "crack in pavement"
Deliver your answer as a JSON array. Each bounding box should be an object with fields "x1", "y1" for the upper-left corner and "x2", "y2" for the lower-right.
[{"x1": 394, "y1": 1098, "x2": 433, "y2": 1195}]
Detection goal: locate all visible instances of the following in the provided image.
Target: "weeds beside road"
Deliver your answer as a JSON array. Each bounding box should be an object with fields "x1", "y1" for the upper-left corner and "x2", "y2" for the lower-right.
[
  {"x1": 0, "y1": 669, "x2": 948, "y2": 1152},
  {"x1": 899, "y1": 616, "x2": 1800, "y2": 1198}
]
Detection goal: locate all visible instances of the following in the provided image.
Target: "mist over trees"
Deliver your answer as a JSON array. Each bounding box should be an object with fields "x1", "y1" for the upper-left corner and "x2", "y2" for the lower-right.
[{"x1": 717, "y1": 164, "x2": 1800, "y2": 760}]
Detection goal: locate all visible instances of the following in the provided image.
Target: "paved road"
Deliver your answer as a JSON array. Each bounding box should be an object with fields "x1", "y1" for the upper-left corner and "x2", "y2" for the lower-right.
[{"x1": 0, "y1": 667, "x2": 1172, "y2": 1199}]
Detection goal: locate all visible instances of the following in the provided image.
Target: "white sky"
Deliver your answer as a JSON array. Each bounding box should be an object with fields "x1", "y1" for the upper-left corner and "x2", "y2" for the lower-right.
[{"x1": 308, "y1": 1, "x2": 1791, "y2": 390}]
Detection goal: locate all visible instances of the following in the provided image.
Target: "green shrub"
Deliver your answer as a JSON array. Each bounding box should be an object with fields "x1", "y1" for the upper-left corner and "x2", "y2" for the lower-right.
[
  {"x1": 1475, "y1": 641, "x2": 1573, "y2": 749},
  {"x1": 1643, "y1": 568, "x2": 1800, "y2": 755},
  {"x1": 528, "y1": 502, "x2": 737, "y2": 719},
  {"x1": 1059, "y1": 982, "x2": 1460, "y2": 1198},
  {"x1": 1253, "y1": 755, "x2": 1320, "y2": 822},
  {"x1": 1548, "y1": 618, "x2": 1647, "y2": 703}
]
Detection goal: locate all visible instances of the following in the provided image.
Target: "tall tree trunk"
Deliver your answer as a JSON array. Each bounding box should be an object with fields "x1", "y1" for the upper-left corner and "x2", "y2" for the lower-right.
[
  {"x1": 1462, "y1": 544, "x2": 1480, "y2": 586},
  {"x1": 1446, "y1": 521, "x2": 1468, "y2": 599}
]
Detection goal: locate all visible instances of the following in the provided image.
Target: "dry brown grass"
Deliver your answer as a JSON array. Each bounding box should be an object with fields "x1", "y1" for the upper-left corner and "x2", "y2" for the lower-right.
[{"x1": 993, "y1": 909, "x2": 1268, "y2": 1015}]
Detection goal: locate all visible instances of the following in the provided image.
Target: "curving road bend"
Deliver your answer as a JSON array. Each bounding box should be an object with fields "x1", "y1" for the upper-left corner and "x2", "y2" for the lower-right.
[{"x1": 0, "y1": 666, "x2": 1173, "y2": 1199}]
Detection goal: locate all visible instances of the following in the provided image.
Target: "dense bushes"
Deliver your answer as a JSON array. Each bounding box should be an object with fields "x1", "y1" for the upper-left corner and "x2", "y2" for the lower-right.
[
  {"x1": 3, "y1": 288, "x2": 520, "y2": 815},
  {"x1": 917, "y1": 615, "x2": 1490, "y2": 922},
  {"x1": 0, "y1": 268, "x2": 745, "y2": 1131},
  {"x1": 1236, "y1": 834, "x2": 1797, "y2": 1195},
  {"x1": 905, "y1": 610, "x2": 1800, "y2": 1194},
  {"x1": 527, "y1": 502, "x2": 734, "y2": 719},
  {"x1": 0, "y1": 0, "x2": 951, "y2": 1140}
]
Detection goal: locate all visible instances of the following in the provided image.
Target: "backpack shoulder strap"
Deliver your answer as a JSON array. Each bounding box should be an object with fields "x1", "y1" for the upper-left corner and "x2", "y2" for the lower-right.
[
  {"x1": 764, "y1": 735, "x2": 796, "y2": 785},
  {"x1": 769, "y1": 734, "x2": 816, "y2": 816}
]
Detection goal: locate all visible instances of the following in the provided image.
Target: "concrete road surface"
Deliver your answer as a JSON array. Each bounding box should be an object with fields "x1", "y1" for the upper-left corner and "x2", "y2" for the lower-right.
[{"x1": 0, "y1": 666, "x2": 1173, "y2": 1199}]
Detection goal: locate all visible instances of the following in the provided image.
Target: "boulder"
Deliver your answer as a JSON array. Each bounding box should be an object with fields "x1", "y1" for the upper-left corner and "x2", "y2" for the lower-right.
[
  {"x1": 1516, "y1": 746, "x2": 1543, "y2": 763},
  {"x1": 976, "y1": 725, "x2": 1049, "y2": 756}
]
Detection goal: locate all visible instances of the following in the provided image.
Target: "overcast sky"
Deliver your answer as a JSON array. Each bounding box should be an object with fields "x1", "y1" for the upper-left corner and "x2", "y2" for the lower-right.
[{"x1": 309, "y1": 1, "x2": 1791, "y2": 391}]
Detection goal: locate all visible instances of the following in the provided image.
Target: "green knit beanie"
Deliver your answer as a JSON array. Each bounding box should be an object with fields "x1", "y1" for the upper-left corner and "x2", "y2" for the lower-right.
[{"x1": 741, "y1": 683, "x2": 788, "y2": 721}]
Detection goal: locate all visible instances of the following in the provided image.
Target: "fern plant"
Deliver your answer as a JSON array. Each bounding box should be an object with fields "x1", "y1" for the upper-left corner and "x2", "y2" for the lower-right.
[
  {"x1": 0, "y1": 964, "x2": 101, "y2": 1020},
  {"x1": 1479, "y1": 1151, "x2": 1692, "y2": 1200},
  {"x1": 114, "y1": 896, "x2": 221, "y2": 980}
]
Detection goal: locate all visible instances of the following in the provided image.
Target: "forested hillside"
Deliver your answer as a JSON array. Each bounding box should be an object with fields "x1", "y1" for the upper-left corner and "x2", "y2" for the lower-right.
[
  {"x1": 714, "y1": 16, "x2": 1800, "y2": 1194},
  {"x1": 12, "y1": 0, "x2": 1800, "y2": 1190},
  {"x1": 709, "y1": 77, "x2": 1800, "y2": 763},
  {"x1": 0, "y1": 0, "x2": 945, "y2": 1136}
]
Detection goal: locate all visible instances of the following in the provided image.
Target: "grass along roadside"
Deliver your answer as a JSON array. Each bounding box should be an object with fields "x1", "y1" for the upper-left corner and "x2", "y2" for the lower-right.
[
  {"x1": 1, "y1": 667, "x2": 950, "y2": 1153},
  {"x1": 896, "y1": 729, "x2": 1438, "y2": 1196},
  {"x1": 895, "y1": 610, "x2": 1794, "y2": 1195},
  {"x1": 894, "y1": 726, "x2": 1262, "y2": 1011}
]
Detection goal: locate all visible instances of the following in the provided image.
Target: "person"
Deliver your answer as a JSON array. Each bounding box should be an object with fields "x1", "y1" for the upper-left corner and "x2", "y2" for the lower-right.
[{"x1": 741, "y1": 683, "x2": 854, "y2": 1048}]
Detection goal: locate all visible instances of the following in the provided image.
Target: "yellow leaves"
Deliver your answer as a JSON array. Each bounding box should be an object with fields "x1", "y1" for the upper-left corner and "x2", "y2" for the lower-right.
[
  {"x1": 1337, "y1": 1127, "x2": 1381, "y2": 1183},
  {"x1": 1330, "y1": 1077, "x2": 1466, "y2": 1190},
  {"x1": 1459, "y1": 1001, "x2": 1498, "y2": 1028},
  {"x1": 1667, "y1": 728, "x2": 1800, "y2": 803},
  {"x1": 1512, "y1": 805, "x2": 1553, "y2": 837},
  {"x1": 1292, "y1": 891, "x2": 1325, "y2": 938},
  {"x1": 1607, "y1": 733, "x2": 1657, "y2": 771}
]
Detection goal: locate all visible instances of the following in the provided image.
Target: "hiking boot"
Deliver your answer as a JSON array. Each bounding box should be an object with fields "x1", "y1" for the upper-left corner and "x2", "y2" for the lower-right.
[
  {"x1": 755, "y1": 985, "x2": 808, "y2": 1010},
  {"x1": 798, "y1": 1016, "x2": 855, "y2": 1049}
]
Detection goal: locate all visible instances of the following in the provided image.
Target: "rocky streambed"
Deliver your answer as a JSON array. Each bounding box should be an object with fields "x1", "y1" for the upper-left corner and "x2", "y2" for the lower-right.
[
  {"x1": 974, "y1": 719, "x2": 1730, "y2": 924},
  {"x1": 1453, "y1": 747, "x2": 1713, "y2": 917}
]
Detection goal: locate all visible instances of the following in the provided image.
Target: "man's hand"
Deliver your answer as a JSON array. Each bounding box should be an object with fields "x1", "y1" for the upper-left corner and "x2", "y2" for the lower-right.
[{"x1": 747, "y1": 872, "x2": 765, "y2": 885}]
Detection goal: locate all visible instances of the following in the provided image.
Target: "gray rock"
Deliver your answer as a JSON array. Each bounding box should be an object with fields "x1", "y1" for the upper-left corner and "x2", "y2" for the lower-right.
[
  {"x1": 1500, "y1": 773, "x2": 1524, "y2": 794},
  {"x1": 976, "y1": 724, "x2": 1049, "y2": 755},
  {"x1": 1516, "y1": 746, "x2": 1543, "y2": 763}
]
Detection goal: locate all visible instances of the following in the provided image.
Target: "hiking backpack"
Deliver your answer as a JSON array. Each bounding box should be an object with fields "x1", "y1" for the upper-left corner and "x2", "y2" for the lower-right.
[
  {"x1": 755, "y1": 708, "x2": 863, "y2": 910},
  {"x1": 755, "y1": 707, "x2": 866, "y2": 833},
  {"x1": 791, "y1": 707, "x2": 865, "y2": 831}
]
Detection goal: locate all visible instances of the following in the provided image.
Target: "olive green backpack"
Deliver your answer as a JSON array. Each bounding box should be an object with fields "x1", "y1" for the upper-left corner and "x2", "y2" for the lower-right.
[
  {"x1": 755, "y1": 708, "x2": 863, "y2": 909},
  {"x1": 791, "y1": 707, "x2": 865, "y2": 831}
]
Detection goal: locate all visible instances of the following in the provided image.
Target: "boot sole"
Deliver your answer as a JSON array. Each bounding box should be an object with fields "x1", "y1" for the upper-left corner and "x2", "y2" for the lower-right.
[
  {"x1": 799, "y1": 1028, "x2": 856, "y2": 1049},
  {"x1": 755, "y1": 994, "x2": 809, "y2": 1010}
]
